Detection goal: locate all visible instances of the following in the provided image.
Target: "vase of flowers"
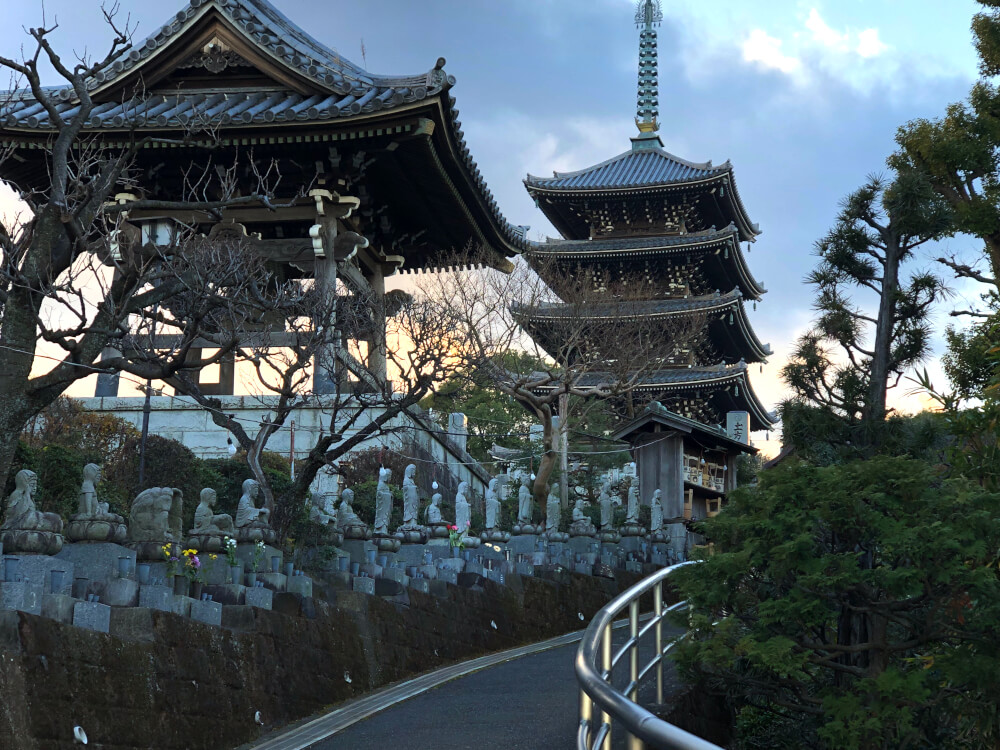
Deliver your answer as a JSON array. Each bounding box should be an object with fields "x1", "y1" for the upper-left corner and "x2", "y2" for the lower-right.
[
  {"x1": 182, "y1": 548, "x2": 202, "y2": 598},
  {"x1": 448, "y1": 524, "x2": 464, "y2": 557},
  {"x1": 224, "y1": 537, "x2": 241, "y2": 584}
]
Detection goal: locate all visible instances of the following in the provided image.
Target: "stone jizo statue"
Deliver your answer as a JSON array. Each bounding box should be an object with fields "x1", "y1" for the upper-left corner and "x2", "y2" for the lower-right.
[
  {"x1": 338, "y1": 487, "x2": 369, "y2": 540},
  {"x1": 569, "y1": 495, "x2": 596, "y2": 538},
  {"x1": 485, "y1": 478, "x2": 500, "y2": 530},
  {"x1": 374, "y1": 467, "x2": 392, "y2": 536},
  {"x1": 194, "y1": 488, "x2": 235, "y2": 535},
  {"x1": 454, "y1": 482, "x2": 471, "y2": 532},
  {"x1": 67, "y1": 463, "x2": 126, "y2": 543},
  {"x1": 235, "y1": 479, "x2": 276, "y2": 545},
  {"x1": 310, "y1": 493, "x2": 338, "y2": 526},
  {"x1": 401, "y1": 464, "x2": 420, "y2": 527},
  {"x1": 626, "y1": 480, "x2": 639, "y2": 524},
  {"x1": 650, "y1": 489, "x2": 663, "y2": 533},
  {"x1": 546, "y1": 485, "x2": 560, "y2": 534},
  {"x1": 425, "y1": 492, "x2": 444, "y2": 525},
  {"x1": 128, "y1": 486, "x2": 184, "y2": 560},
  {"x1": 599, "y1": 478, "x2": 613, "y2": 529},
  {"x1": 517, "y1": 473, "x2": 532, "y2": 524},
  {"x1": 1, "y1": 469, "x2": 64, "y2": 554},
  {"x1": 236, "y1": 479, "x2": 269, "y2": 528}
]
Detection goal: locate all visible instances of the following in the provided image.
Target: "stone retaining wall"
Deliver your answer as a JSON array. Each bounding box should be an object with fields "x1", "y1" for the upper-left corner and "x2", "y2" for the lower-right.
[{"x1": 0, "y1": 571, "x2": 644, "y2": 750}]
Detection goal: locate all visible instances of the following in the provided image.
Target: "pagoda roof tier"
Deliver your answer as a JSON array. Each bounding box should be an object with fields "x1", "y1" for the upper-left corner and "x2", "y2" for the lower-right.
[
  {"x1": 513, "y1": 290, "x2": 772, "y2": 365},
  {"x1": 551, "y1": 363, "x2": 775, "y2": 431},
  {"x1": 0, "y1": 0, "x2": 530, "y2": 270},
  {"x1": 524, "y1": 145, "x2": 759, "y2": 242},
  {"x1": 527, "y1": 226, "x2": 767, "y2": 300}
]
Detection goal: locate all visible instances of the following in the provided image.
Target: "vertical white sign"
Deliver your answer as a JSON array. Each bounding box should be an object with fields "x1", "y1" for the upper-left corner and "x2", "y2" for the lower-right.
[{"x1": 727, "y1": 411, "x2": 750, "y2": 444}]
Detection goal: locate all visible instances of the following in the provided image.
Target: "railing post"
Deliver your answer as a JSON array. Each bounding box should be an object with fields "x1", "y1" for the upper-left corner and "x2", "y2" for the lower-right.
[
  {"x1": 627, "y1": 599, "x2": 643, "y2": 750},
  {"x1": 654, "y1": 581, "x2": 664, "y2": 705},
  {"x1": 601, "y1": 622, "x2": 613, "y2": 750},
  {"x1": 580, "y1": 688, "x2": 592, "y2": 748}
]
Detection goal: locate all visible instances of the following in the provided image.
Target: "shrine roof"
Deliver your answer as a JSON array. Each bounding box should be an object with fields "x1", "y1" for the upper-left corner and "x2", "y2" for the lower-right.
[
  {"x1": 611, "y1": 401, "x2": 758, "y2": 455},
  {"x1": 529, "y1": 226, "x2": 738, "y2": 255},
  {"x1": 525, "y1": 146, "x2": 729, "y2": 192}
]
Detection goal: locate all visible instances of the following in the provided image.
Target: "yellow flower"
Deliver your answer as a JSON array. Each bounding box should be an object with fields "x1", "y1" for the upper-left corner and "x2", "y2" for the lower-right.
[{"x1": 210, "y1": 554, "x2": 218, "y2": 561}]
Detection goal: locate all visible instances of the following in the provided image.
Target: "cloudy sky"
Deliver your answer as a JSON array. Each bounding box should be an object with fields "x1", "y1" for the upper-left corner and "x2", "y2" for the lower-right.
[{"x1": 0, "y1": 0, "x2": 988, "y2": 451}]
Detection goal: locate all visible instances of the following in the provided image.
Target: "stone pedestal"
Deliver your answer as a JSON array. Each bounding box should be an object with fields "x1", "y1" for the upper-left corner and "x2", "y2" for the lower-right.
[
  {"x1": 437, "y1": 558, "x2": 465, "y2": 574},
  {"x1": 512, "y1": 523, "x2": 544, "y2": 536},
  {"x1": 340, "y1": 539, "x2": 376, "y2": 566},
  {"x1": 574, "y1": 562, "x2": 594, "y2": 576},
  {"x1": 287, "y1": 576, "x2": 312, "y2": 597},
  {"x1": 618, "y1": 536, "x2": 646, "y2": 556},
  {"x1": 395, "y1": 525, "x2": 429, "y2": 545},
  {"x1": 73, "y1": 601, "x2": 111, "y2": 633},
  {"x1": 185, "y1": 533, "x2": 227, "y2": 554},
  {"x1": 171, "y1": 595, "x2": 194, "y2": 617},
  {"x1": 1, "y1": 581, "x2": 42, "y2": 614},
  {"x1": 257, "y1": 572, "x2": 287, "y2": 592},
  {"x1": 5, "y1": 553, "x2": 75, "y2": 595},
  {"x1": 65, "y1": 515, "x2": 127, "y2": 545},
  {"x1": 245, "y1": 586, "x2": 273, "y2": 609},
  {"x1": 372, "y1": 533, "x2": 401, "y2": 553},
  {"x1": 138, "y1": 584, "x2": 173, "y2": 612},
  {"x1": 359, "y1": 563, "x2": 382, "y2": 579},
  {"x1": 625, "y1": 560, "x2": 643, "y2": 574},
  {"x1": 543, "y1": 530, "x2": 569, "y2": 543},
  {"x1": 599, "y1": 529, "x2": 621, "y2": 544},
  {"x1": 515, "y1": 561, "x2": 534, "y2": 577},
  {"x1": 41, "y1": 593, "x2": 76, "y2": 623},
  {"x1": 235, "y1": 543, "x2": 283, "y2": 573},
  {"x1": 418, "y1": 564, "x2": 437, "y2": 580},
  {"x1": 395, "y1": 544, "x2": 431, "y2": 566},
  {"x1": 480, "y1": 529, "x2": 510, "y2": 543},
  {"x1": 409, "y1": 578, "x2": 431, "y2": 594},
  {"x1": 0, "y1": 529, "x2": 63, "y2": 556},
  {"x1": 190, "y1": 599, "x2": 223, "y2": 626},
  {"x1": 204, "y1": 583, "x2": 245, "y2": 606},
  {"x1": 381, "y1": 567, "x2": 408, "y2": 587},
  {"x1": 352, "y1": 576, "x2": 376, "y2": 595},
  {"x1": 568, "y1": 537, "x2": 600, "y2": 556},
  {"x1": 102, "y1": 578, "x2": 139, "y2": 607},
  {"x1": 506, "y1": 535, "x2": 539, "y2": 557},
  {"x1": 234, "y1": 523, "x2": 277, "y2": 546}
]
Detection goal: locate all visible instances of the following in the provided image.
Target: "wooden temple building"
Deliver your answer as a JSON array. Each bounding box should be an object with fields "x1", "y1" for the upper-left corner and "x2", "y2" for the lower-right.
[
  {"x1": 0, "y1": 0, "x2": 532, "y2": 495},
  {"x1": 518, "y1": 0, "x2": 774, "y2": 520}
]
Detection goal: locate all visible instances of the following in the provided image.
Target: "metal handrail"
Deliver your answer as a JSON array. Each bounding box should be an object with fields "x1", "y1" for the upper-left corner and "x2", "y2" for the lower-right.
[{"x1": 575, "y1": 561, "x2": 723, "y2": 750}]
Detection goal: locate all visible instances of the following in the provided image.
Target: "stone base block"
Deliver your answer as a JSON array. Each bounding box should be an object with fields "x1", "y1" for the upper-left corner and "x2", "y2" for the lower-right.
[
  {"x1": 127, "y1": 540, "x2": 175, "y2": 563},
  {"x1": 0, "y1": 529, "x2": 63, "y2": 555},
  {"x1": 257, "y1": 572, "x2": 287, "y2": 592},
  {"x1": 184, "y1": 533, "x2": 227, "y2": 554},
  {"x1": 204, "y1": 583, "x2": 245, "y2": 606},
  {"x1": 340, "y1": 540, "x2": 376, "y2": 566},
  {"x1": 244, "y1": 586, "x2": 273, "y2": 610},
  {"x1": 190, "y1": 599, "x2": 223, "y2": 627},
  {"x1": 465, "y1": 561, "x2": 484, "y2": 577},
  {"x1": 618, "y1": 536, "x2": 647, "y2": 555},
  {"x1": 41, "y1": 593, "x2": 76, "y2": 623},
  {"x1": 234, "y1": 524, "x2": 277, "y2": 546},
  {"x1": 426, "y1": 538, "x2": 449, "y2": 547},
  {"x1": 625, "y1": 561, "x2": 643, "y2": 574},
  {"x1": 73, "y1": 601, "x2": 111, "y2": 633},
  {"x1": 395, "y1": 525, "x2": 430, "y2": 545},
  {"x1": 0, "y1": 581, "x2": 43, "y2": 614},
  {"x1": 352, "y1": 576, "x2": 375, "y2": 595},
  {"x1": 574, "y1": 563, "x2": 594, "y2": 576},
  {"x1": 506, "y1": 535, "x2": 539, "y2": 556},
  {"x1": 395, "y1": 544, "x2": 431, "y2": 566},
  {"x1": 417, "y1": 564, "x2": 437, "y2": 580},
  {"x1": 359, "y1": 563, "x2": 382, "y2": 579},
  {"x1": 101, "y1": 578, "x2": 139, "y2": 607},
  {"x1": 110, "y1": 607, "x2": 155, "y2": 641},
  {"x1": 381, "y1": 568, "x2": 408, "y2": 586},
  {"x1": 427, "y1": 579, "x2": 449, "y2": 598},
  {"x1": 171, "y1": 595, "x2": 194, "y2": 617},
  {"x1": 286, "y1": 576, "x2": 312, "y2": 597},
  {"x1": 5, "y1": 553, "x2": 74, "y2": 595},
  {"x1": 235, "y1": 544, "x2": 282, "y2": 571},
  {"x1": 437, "y1": 558, "x2": 465, "y2": 573},
  {"x1": 479, "y1": 542, "x2": 508, "y2": 561},
  {"x1": 200, "y1": 561, "x2": 238, "y2": 586},
  {"x1": 138, "y1": 584, "x2": 173, "y2": 613},
  {"x1": 437, "y1": 568, "x2": 458, "y2": 585},
  {"x1": 486, "y1": 568, "x2": 506, "y2": 585},
  {"x1": 515, "y1": 562, "x2": 534, "y2": 577},
  {"x1": 409, "y1": 578, "x2": 431, "y2": 594},
  {"x1": 341, "y1": 522, "x2": 371, "y2": 541},
  {"x1": 531, "y1": 552, "x2": 548, "y2": 566}
]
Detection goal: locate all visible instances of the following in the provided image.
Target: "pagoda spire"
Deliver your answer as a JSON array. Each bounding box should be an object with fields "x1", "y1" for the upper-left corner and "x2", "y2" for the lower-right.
[{"x1": 633, "y1": 0, "x2": 664, "y2": 150}]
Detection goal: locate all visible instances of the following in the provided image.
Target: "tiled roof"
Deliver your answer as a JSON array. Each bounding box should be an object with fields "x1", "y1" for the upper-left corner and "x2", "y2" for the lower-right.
[
  {"x1": 525, "y1": 146, "x2": 730, "y2": 191},
  {"x1": 515, "y1": 289, "x2": 745, "y2": 319},
  {"x1": 528, "y1": 227, "x2": 738, "y2": 255},
  {"x1": 0, "y1": 0, "x2": 453, "y2": 130}
]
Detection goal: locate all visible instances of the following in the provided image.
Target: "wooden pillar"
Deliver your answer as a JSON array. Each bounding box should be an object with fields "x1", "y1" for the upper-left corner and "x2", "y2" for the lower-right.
[
  {"x1": 312, "y1": 193, "x2": 340, "y2": 395},
  {"x1": 365, "y1": 262, "x2": 387, "y2": 384}
]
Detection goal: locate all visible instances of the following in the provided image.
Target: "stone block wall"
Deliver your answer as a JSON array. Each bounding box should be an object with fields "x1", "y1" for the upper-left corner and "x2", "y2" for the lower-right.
[{"x1": 0, "y1": 571, "x2": 646, "y2": 750}]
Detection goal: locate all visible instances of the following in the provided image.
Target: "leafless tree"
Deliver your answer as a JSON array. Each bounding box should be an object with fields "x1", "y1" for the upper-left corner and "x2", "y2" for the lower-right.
[
  {"x1": 0, "y1": 9, "x2": 288, "y2": 490},
  {"x1": 162, "y1": 275, "x2": 464, "y2": 541},
  {"x1": 418, "y1": 247, "x2": 705, "y2": 506}
]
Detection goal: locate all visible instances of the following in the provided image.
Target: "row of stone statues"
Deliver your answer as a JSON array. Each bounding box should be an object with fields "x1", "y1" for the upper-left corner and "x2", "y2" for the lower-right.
[
  {"x1": 1, "y1": 467, "x2": 277, "y2": 559},
  {"x1": 306, "y1": 465, "x2": 668, "y2": 546}
]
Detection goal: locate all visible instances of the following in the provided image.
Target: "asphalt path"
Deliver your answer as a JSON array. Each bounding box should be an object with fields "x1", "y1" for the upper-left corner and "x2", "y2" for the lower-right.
[{"x1": 312, "y1": 627, "x2": 684, "y2": 750}]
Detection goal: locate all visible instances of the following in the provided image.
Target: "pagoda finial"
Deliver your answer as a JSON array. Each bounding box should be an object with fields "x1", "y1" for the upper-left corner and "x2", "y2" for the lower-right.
[{"x1": 633, "y1": 0, "x2": 663, "y2": 146}]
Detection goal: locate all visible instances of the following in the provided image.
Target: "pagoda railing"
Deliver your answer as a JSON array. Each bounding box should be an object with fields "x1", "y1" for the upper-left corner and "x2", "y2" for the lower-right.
[{"x1": 575, "y1": 561, "x2": 722, "y2": 750}]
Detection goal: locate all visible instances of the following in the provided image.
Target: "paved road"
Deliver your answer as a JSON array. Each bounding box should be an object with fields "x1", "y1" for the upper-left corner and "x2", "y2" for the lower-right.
[{"x1": 313, "y1": 627, "x2": 684, "y2": 750}]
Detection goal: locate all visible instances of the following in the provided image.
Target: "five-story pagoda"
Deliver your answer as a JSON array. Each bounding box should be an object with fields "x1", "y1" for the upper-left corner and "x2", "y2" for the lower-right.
[{"x1": 519, "y1": 0, "x2": 775, "y2": 434}]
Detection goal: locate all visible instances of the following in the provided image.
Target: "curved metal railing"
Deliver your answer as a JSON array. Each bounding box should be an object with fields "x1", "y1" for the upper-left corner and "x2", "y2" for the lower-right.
[{"x1": 575, "y1": 561, "x2": 722, "y2": 750}]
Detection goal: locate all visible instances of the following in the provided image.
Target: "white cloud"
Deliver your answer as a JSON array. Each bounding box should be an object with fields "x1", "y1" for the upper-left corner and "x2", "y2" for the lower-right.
[
  {"x1": 857, "y1": 28, "x2": 888, "y2": 59},
  {"x1": 805, "y1": 8, "x2": 847, "y2": 50},
  {"x1": 742, "y1": 29, "x2": 801, "y2": 74}
]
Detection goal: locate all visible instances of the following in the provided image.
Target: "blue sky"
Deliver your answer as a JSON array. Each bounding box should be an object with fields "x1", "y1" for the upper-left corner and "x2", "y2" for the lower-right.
[{"x1": 0, "y1": 0, "x2": 988, "y2": 448}]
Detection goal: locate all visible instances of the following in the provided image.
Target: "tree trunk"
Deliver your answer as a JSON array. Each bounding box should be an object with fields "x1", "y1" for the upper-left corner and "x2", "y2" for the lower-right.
[
  {"x1": 533, "y1": 412, "x2": 558, "y2": 506},
  {"x1": 864, "y1": 239, "x2": 900, "y2": 425}
]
